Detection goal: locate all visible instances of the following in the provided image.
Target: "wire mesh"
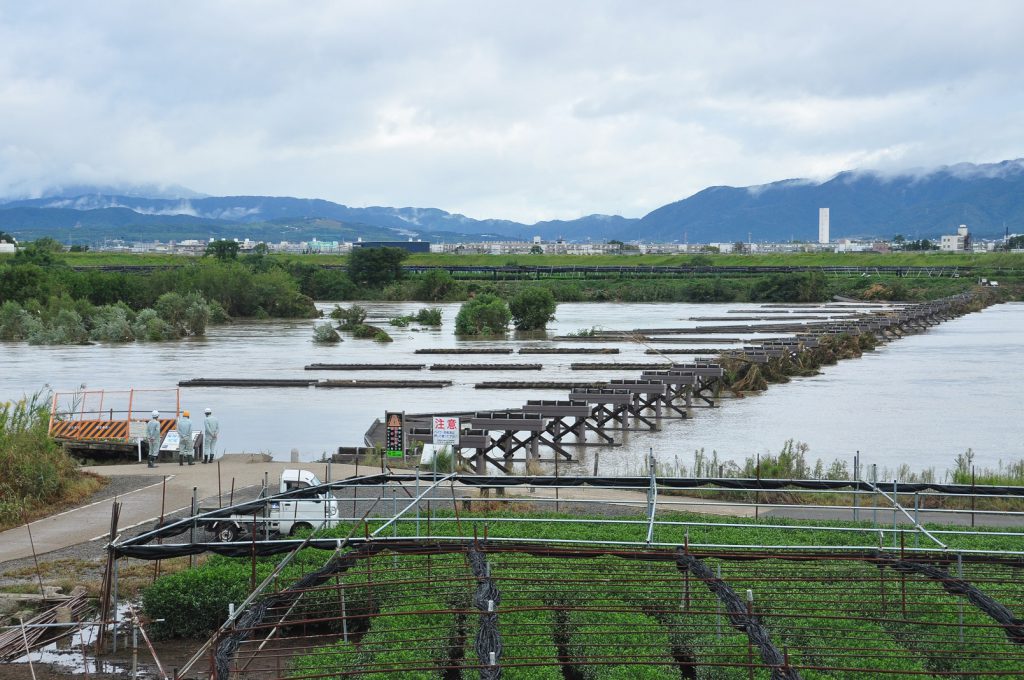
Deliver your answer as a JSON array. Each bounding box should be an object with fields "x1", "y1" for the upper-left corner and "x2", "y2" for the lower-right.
[{"x1": 217, "y1": 540, "x2": 1024, "y2": 679}]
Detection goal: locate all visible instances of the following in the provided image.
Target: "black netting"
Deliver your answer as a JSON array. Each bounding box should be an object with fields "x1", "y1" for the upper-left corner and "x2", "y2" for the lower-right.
[
  {"x1": 213, "y1": 543, "x2": 388, "y2": 680},
  {"x1": 675, "y1": 549, "x2": 802, "y2": 680},
  {"x1": 878, "y1": 555, "x2": 1024, "y2": 646},
  {"x1": 468, "y1": 547, "x2": 503, "y2": 680}
]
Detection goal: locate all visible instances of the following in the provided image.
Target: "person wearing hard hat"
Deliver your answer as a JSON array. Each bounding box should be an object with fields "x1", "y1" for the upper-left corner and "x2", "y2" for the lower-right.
[
  {"x1": 146, "y1": 410, "x2": 161, "y2": 468},
  {"x1": 202, "y1": 407, "x2": 220, "y2": 464},
  {"x1": 178, "y1": 410, "x2": 195, "y2": 466}
]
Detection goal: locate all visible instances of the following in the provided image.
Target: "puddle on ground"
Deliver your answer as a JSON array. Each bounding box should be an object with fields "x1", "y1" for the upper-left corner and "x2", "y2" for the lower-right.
[{"x1": 9, "y1": 602, "x2": 162, "y2": 678}]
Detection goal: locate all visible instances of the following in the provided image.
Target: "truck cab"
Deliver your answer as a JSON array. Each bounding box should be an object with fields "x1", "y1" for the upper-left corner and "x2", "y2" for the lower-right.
[
  {"x1": 271, "y1": 469, "x2": 340, "y2": 537},
  {"x1": 209, "y1": 468, "x2": 340, "y2": 542}
]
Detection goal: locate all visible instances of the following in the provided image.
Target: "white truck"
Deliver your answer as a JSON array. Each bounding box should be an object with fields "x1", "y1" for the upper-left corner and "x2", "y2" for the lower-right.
[{"x1": 206, "y1": 469, "x2": 340, "y2": 542}]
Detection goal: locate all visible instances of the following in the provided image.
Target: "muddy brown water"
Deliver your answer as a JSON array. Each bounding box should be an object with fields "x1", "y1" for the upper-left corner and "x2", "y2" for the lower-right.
[{"x1": 2, "y1": 301, "x2": 1022, "y2": 477}]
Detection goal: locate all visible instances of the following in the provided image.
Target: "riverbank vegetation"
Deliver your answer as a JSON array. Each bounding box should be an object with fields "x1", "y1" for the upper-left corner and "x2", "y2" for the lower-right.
[
  {"x1": 0, "y1": 240, "x2": 320, "y2": 344},
  {"x1": 3, "y1": 245, "x2": 1020, "y2": 347},
  {"x1": 4, "y1": 247, "x2": 1021, "y2": 325},
  {"x1": 0, "y1": 291, "x2": 223, "y2": 344},
  {"x1": 644, "y1": 439, "x2": 1024, "y2": 489},
  {"x1": 0, "y1": 394, "x2": 103, "y2": 529}
]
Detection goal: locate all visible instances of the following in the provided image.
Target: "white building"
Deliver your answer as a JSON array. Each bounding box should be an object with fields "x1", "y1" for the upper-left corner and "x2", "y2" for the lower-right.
[
  {"x1": 940, "y1": 225, "x2": 970, "y2": 252},
  {"x1": 0, "y1": 242, "x2": 15, "y2": 254},
  {"x1": 818, "y1": 208, "x2": 830, "y2": 244}
]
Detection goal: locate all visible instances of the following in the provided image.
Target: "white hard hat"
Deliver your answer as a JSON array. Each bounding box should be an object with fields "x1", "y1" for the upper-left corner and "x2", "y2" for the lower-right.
[
  {"x1": 151, "y1": 410, "x2": 159, "y2": 418},
  {"x1": 204, "y1": 407, "x2": 212, "y2": 414}
]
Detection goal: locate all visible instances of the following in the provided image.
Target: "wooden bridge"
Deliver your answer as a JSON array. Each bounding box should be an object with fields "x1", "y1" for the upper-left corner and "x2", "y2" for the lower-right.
[{"x1": 358, "y1": 294, "x2": 975, "y2": 471}]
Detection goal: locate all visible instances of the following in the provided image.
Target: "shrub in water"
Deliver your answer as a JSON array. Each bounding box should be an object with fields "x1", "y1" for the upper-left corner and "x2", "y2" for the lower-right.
[
  {"x1": 28, "y1": 308, "x2": 89, "y2": 345},
  {"x1": 454, "y1": 294, "x2": 511, "y2": 335},
  {"x1": 0, "y1": 300, "x2": 33, "y2": 341},
  {"x1": 509, "y1": 287, "x2": 557, "y2": 330},
  {"x1": 183, "y1": 292, "x2": 211, "y2": 336},
  {"x1": 132, "y1": 308, "x2": 175, "y2": 342},
  {"x1": 330, "y1": 304, "x2": 367, "y2": 329},
  {"x1": 351, "y1": 323, "x2": 387, "y2": 339},
  {"x1": 313, "y1": 322, "x2": 342, "y2": 343},
  {"x1": 89, "y1": 304, "x2": 135, "y2": 343},
  {"x1": 414, "y1": 307, "x2": 443, "y2": 326},
  {"x1": 413, "y1": 268, "x2": 459, "y2": 301}
]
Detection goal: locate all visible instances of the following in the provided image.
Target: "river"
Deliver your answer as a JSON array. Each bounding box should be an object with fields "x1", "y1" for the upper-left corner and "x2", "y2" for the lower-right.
[{"x1": 1, "y1": 301, "x2": 1021, "y2": 477}]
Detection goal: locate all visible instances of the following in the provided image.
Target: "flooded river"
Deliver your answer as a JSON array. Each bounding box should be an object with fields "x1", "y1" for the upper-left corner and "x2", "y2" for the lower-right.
[{"x1": 2, "y1": 301, "x2": 1021, "y2": 476}]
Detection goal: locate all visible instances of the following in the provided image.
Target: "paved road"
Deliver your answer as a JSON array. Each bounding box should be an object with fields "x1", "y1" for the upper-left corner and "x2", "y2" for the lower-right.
[
  {"x1": 0, "y1": 454, "x2": 360, "y2": 563},
  {"x1": 3, "y1": 457, "x2": 1020, "y2": 564}
]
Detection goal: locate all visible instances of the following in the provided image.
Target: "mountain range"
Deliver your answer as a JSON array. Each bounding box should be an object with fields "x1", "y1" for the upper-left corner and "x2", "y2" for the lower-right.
[{"x1": 2, "y1": 158, "x2": 1022, "y2": 245}]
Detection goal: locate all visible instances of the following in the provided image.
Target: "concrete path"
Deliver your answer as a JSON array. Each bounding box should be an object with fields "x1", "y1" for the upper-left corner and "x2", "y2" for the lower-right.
[
  {"x1": 3, "y1": 458, "x2": 1018, "y2": 564},
  {"x1": 0, "y1": 454, "x2": 360, "y2": 563}
]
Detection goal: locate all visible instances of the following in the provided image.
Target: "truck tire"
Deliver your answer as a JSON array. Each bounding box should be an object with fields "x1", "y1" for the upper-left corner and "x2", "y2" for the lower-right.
[
  {"x1": 289, "y1": 522, "x2": 314, "y2": 536},
  {"x1": 216, "y1": 524, "x2": 239, "y2": 543}
]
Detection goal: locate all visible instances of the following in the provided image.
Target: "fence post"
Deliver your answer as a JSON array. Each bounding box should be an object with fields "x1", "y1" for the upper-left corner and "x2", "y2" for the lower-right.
[
  {"x1": 746, "y1": 589, "x2": 754, "y2": 680},
  {"x1": 716, "y1": 564, "x2": 722, "y2": 639},
  {"x1": 190, "y1": 487, "x2": 198, "y2": 570},
  {"x1": 853, "y1": 451, "x2": 860, "y2": 522},
  {"x1": 957, "y1": 553, "x2": 964, "y2": 643}
]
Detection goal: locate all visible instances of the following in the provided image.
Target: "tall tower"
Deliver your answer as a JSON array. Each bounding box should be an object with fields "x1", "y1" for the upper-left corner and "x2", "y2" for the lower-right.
[{"x1": 818, "y1": 208, "x2": 830, "y2": 244}]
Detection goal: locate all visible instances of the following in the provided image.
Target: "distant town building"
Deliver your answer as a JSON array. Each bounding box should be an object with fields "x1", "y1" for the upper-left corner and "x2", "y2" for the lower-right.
[
  {"x1": 352, "y1": 240, "x2": 430, "y2": 253},
  {"x1": 940, "y1": 225, "x2": 971, "y2": 252},
  {"x1": 818, "y1": 208, "x2": 830, "y2": 244},
  {"x1": 0, "y1": 242, "x2": 15, "y2": 254}
]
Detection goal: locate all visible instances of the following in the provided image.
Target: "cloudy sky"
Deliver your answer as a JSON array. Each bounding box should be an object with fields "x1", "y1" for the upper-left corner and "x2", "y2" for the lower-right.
[{"x1": 1, "y1": 1, "x2": 1022, "y2": 222}]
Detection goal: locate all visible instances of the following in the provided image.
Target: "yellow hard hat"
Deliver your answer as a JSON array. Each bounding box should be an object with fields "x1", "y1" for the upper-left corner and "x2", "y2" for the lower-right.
[{"x1": 183, "y1": 410, "x2": 190, "y2": 417}]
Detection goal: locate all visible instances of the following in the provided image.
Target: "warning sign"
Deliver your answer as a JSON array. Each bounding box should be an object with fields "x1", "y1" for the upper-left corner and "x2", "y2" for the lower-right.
[
  {"x1": 432, "y1": 416, "x2": 460, "y2": 446},
  {"x1": 385, "y1": 411, "x2": 405, "y2": 458}
]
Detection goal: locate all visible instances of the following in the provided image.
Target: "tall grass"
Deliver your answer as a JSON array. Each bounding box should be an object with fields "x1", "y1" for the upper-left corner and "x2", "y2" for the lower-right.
[
  {"x1": 951, "y1": 449, "x2": 1024, "y2": 486},
  {"x1": 0, "y1": 393, "x2": 102, "y2": 528}
]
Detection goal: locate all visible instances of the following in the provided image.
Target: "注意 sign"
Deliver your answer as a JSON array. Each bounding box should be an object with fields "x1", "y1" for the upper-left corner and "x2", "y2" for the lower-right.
[{"x1": 432, "y1": 416, "x2": 460, "y2": 446}]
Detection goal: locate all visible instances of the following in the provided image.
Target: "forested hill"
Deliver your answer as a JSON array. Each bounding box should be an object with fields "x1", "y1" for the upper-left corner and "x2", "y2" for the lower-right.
[
  {"x1": 638, "y1": 159, "x2": 1024, "y2": 243},
  {"x1": 2, "y1": 158, "x2": 1022, "y2": 244}
]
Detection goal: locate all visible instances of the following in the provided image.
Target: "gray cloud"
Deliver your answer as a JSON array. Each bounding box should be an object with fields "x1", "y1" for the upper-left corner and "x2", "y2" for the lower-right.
[{"x1": 1, "y1": 1, "x2": 1022, "y2": 222}]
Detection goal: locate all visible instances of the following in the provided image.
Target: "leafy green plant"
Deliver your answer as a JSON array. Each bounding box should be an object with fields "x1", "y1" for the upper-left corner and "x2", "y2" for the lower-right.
[
  {"x1": 142, "y1": 557, "x2": 258, "y2": 638},
  {"x1": 330, "y1": 304, "x2": 367, "y2": 329},
  {"x1": 413, "y1": 268, "x2": 459, "y2": 301},
  {"x1": 455, "y1": 294, "x2": 511, "y2": 335},
  {"x1": 0, "y1": 393, "x2": 98, "y2": 529},
  {"x1": 414, "y1": 307, "x2": 443, "y2": 326},
  {"x1": 509, "y1": 287, "x2": 557, "y2": 331},
  {"x1": 312, "y1": 322, "x2": 342, "y2": 343}
]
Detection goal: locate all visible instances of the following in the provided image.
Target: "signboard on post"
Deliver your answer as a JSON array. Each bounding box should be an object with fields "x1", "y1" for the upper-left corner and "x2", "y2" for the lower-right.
[
  {"x1": 432, "y1": 416, "x2": 460, "y2": 446},
  {"x1": 385, "y1": 411, "x2": 405, "y2": 458}
]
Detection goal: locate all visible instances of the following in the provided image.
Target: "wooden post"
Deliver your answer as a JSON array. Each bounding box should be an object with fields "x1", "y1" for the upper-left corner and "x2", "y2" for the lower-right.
[
  {"x1": 154, "y1": 475, "x2": 167, "y2": 582},
  {"x1": 970, "y1": 466, "x2": 976, "y2": 528},
  {"x1": 123, "y1": 388, "x2": 131, "y2": 436},
  {"x1": 21, "y1": 507, "x2": 44, "y2": 595}
]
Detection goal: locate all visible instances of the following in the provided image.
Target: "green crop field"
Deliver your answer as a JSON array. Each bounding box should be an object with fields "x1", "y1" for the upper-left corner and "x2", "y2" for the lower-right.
[{"x1": 144, "y1": 508, "x2": 1024, "y2": 678}]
